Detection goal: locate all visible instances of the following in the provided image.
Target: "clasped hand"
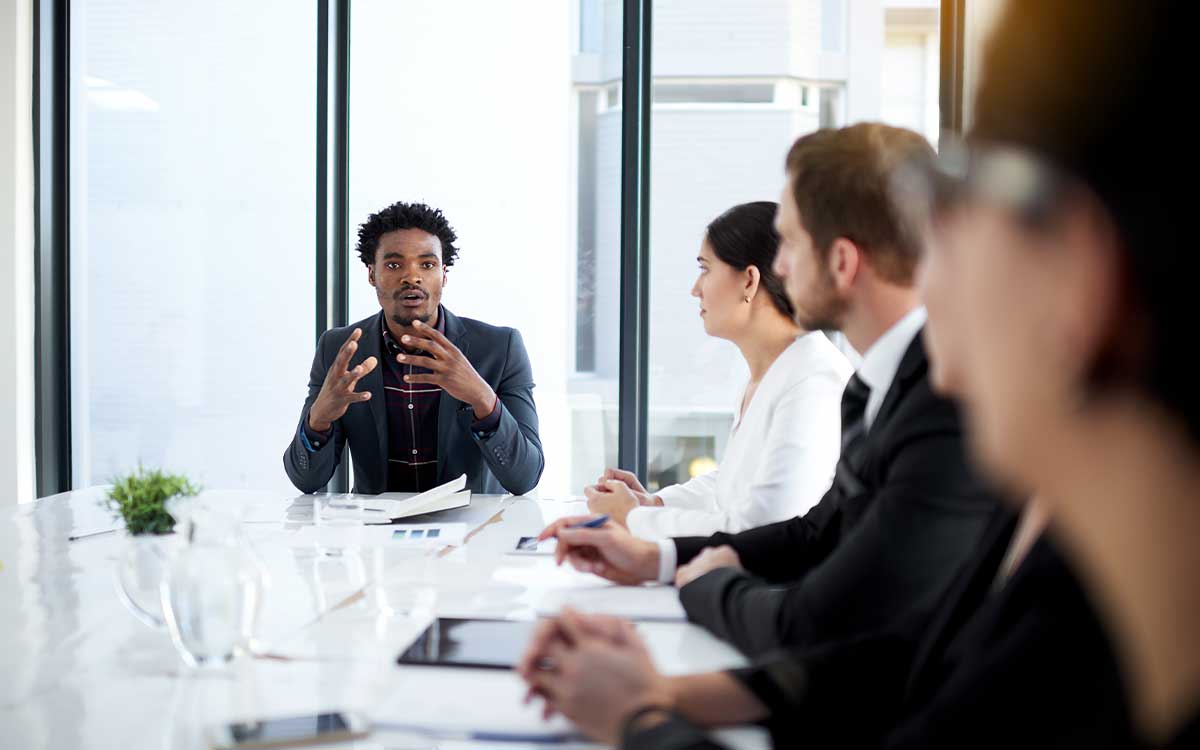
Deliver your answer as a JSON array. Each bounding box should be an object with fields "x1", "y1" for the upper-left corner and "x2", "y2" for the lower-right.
[{"x1": 517, "y1": 608, "x2": 674, "y2": 744}]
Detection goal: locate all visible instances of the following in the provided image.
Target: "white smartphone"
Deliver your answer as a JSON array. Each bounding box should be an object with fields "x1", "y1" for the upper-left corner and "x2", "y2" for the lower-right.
[{"x1": 206, "y1": 711, "x2": 369, "y2": 749}]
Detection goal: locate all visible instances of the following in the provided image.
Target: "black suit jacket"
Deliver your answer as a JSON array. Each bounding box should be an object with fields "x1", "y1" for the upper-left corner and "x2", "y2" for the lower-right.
[
  {"x1": 676, "y1": 331, "x2": 998, "y2": 656},
  {"x1": 282, "y1": 307, "x2": 544, "y2": 495},
  {"x1": 625, "y1": 512, "x2": 1133, "y2": 750}
]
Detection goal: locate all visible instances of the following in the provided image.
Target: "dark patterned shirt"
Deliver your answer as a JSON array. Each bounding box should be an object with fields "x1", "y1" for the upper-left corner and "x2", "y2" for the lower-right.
[{"x1": 380, "y1": 312, "x2": 444, "y2": 492}]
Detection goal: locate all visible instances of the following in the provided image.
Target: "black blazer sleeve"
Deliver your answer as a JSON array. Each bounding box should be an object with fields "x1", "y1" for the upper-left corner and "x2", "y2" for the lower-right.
[
  {"x1": 619, "y1": 633, "x2": 916, "y2": 750},
  {"x1": 678, "y1": 386, "x2": 994, "y2": 656},
  {"x1": 673, "y1": 484, "x2": 842, "y2": 578},
  {"x1": 282, "y1": 330, "x2": 348, "y2": 493},
  {"x1": 460, "y1": 328, "x2": 544, "y2": 495}
]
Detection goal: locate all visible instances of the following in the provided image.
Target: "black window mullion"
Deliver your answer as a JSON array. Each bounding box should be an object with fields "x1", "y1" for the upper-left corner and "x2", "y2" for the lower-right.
[
  {"x1": 33, "y1": 0, "x2": 72, "y2": 498},
  {"x1": 617, "y1": 0, "x2": 651, "y2": 482},
  {"x1": 318, "y1": 0, "x2": 351, "y2": 493}
]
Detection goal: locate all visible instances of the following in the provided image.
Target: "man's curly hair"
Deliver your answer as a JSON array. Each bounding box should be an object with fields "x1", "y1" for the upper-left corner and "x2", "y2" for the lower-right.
[{"x1": 355, "y1": 201, "x2": 460, "y2": 268}]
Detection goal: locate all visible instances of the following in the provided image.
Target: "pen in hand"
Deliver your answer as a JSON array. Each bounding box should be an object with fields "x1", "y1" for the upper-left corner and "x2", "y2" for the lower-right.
[{"x1": 566, "y1": 514, "x2": 610, "y2": 529}]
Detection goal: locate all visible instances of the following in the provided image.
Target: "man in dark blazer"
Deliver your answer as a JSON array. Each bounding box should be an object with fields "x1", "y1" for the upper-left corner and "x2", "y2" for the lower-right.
[
  {"x1": 538, "y1": 124, "x2": 997, "y2": 655},
  {"x1": 520, "y1": 508, "x2": 1133, "y2": 750},
  {"x1": 283, "y1": 201, "x2": 543, "y2": 496}
]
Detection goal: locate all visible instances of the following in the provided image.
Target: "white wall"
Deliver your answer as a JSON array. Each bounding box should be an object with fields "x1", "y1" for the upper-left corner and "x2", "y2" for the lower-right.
[{"x1": 0, "y1": 0, "x2": 35, "y2": 505}]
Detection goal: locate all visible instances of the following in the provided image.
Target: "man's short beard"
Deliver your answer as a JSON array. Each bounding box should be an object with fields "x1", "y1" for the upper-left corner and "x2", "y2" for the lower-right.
[
  {"x1": 390, "y1": 309, "x2": 435, "y2": 328},
  {"x1": 793, "y1": 273, "x2": 847, "y2": 332}
]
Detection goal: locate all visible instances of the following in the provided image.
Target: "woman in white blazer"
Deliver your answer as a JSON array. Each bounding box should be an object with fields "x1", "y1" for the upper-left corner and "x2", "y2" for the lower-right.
[{"x1": 586, "y1": 201, "x2": 852, "y2": 539}]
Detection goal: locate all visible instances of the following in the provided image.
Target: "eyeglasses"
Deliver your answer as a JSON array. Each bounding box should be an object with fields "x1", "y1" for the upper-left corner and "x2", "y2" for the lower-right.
[{"x1": 891, "y1": 136, "x2": 1072, "y2": 232}]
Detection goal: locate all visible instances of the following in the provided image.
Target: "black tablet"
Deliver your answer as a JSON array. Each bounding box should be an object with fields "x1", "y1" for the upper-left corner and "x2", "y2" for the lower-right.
[{"x1": 396, "y1": 617, "x2": 538, "y2": 670}]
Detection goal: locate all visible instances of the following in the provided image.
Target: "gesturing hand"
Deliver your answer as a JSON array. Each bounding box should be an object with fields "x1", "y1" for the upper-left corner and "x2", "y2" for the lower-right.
[
  {"x1": 308, "y1": 328, "x2": 378, "y2": 432},
  {"x1": 397, "y1": 319, "x2": 498, "y2": 419}
]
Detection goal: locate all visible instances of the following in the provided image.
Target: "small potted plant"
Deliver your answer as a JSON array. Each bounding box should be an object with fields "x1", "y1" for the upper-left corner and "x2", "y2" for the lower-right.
[
  {"x1": 107, "y1": 465, "x2": 200, "y2": 536},
  {"x1": 108, "y1": 466, "x2": 200, "y2": 627}
]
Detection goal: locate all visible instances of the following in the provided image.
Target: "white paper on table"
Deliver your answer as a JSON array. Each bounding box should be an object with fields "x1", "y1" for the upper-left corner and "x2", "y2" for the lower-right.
[
  {"x1": 371, "y1": 666, "x2": 577, "y2": 740},
  {"x1": 536, "y1": 583, "x2": 686, "y2": 621},
  {"x1": 287, "y1": 523, "x2": 466, "y2": 548},
  {"x1": 362, "y1": 474, "x2": 470, "y2": 522}
]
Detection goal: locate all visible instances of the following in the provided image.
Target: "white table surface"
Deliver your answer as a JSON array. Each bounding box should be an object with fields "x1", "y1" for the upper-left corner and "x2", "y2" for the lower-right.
[{"x1": 0, "y1": 488, "x2": 769, "y2": 749}]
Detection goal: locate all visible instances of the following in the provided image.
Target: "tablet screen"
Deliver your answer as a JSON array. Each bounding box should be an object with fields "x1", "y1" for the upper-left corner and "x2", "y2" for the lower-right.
[{"x1": 396, "y1": 618, "x2": 538, "y2": 670}]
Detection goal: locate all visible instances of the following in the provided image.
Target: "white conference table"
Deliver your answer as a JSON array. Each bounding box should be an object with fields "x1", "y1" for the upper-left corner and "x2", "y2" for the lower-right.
[{"x1": 0, "y1": 487, "x2": 769, "y2": 750}]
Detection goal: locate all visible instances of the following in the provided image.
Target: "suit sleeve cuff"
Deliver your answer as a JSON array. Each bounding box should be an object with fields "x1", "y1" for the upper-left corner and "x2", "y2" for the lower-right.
[
  {"x1": 470, "y1": 401, "x2": 502, "y2": 435},
  {"x1": 657, "y1": 540, "x2": 678, "y2": 584},
  {"x1": 300, "y1": 420, "x2": 333, "y2": 453}
]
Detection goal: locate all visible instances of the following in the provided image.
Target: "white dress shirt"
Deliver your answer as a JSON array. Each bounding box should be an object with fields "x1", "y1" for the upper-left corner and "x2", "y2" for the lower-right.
[
  {"x1": 653, "y1": 307, "x2": 926, "y2": 583},
  {"x1": 631, "y1": 330, "x2": 852, "y2": 546},
  {"x1": 856, "y1": 306, "x2": 927, "y2": 432}
]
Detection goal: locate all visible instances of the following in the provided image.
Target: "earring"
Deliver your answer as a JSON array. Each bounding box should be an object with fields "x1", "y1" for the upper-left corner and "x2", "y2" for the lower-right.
[{"x1": 744, "y1": 295, "x2": 751, "y2": 303}]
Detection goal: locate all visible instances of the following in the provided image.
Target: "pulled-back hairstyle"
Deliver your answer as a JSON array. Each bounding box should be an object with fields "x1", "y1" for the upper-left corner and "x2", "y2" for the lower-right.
[{"x1": 705, "y1": 201, "x2": 793, "y2": 319}]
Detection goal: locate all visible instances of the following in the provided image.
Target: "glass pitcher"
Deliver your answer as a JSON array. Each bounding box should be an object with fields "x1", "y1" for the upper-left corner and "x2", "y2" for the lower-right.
[{"x1": 159, "y1": 499, "x2": 267, "y2": 668}]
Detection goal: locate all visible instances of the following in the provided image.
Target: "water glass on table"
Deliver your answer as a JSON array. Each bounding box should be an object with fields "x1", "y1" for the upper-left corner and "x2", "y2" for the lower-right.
[{"x1": 314, "y1": 494, "x2": 365, "y2": 555}]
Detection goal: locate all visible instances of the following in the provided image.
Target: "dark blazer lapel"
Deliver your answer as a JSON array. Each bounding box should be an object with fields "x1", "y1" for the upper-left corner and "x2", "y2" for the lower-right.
[
  {"x1": 437, "y1": 306, "x2": 468, "y2": 482},
  {"x1": 360, "y1": 313, "x2": 389, "y2": 483},
  {"x1": 870, "y1": 328, "x2": 929, "y2": 434}
]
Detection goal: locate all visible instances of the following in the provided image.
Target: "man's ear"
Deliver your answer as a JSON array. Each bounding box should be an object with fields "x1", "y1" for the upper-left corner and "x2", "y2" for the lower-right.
[
  {"x1": 368, "y1": 265, "x2": 376, "y2": 287},
  {"x1": 442, "y1": 268, "x2": 449, "y2": 287},
  {"x1": 827, "y1": 237, "x2": 862, "y2": 293}
]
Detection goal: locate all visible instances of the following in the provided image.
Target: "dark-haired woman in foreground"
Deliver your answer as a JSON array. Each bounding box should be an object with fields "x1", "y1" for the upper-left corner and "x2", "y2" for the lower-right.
[{"x1": 587, "y1": 201, "x2": 851, "y2": 539}]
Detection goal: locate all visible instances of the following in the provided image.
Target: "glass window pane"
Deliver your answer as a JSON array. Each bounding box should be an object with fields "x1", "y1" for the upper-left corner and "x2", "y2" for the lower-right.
[
  {"x1": 646, "y1": 0, "x2": 940, "y2": 491},
  {"x1": 348, "y1": 0, "x2": 621, "y2": 497},
  {"x1": 69, "y1": 0, "x2": 316, "y2": 490}
]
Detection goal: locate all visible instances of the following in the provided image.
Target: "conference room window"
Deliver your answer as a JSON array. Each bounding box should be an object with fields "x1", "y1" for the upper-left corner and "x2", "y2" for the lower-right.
[
  {"x1": 347, "y1": 0, "x2": 623, "y2": 497},
  {"x1": 67, "y1": 0, "x2": 317, "y2": 490},
  {"x1": 642, "y1": 0, "x2": 942, "y2": 491}
]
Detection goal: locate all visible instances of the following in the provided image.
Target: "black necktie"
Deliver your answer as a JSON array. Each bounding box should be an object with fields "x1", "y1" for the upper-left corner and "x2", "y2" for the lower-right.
[
  {"x1": 840, "y1": 373, "x2": 871, "y2": 454},
  {"x1": 834, "y1": 373, "x2": 872, "y2": 497}
]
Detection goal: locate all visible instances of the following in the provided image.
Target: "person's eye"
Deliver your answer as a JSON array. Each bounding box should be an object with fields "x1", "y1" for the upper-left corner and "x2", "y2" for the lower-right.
[
  {"x1": 422, "y1": 262, "x2": 436, "y2": 270},
  {"x1": 386, "y1": 263, "x2": 399, "y2": 270}
]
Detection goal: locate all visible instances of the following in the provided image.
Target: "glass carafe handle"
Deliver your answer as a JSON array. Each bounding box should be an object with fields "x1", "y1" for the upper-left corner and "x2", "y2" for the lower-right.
[{"x1": 114, "y1": 537, "x2": 169, "y2": 628}]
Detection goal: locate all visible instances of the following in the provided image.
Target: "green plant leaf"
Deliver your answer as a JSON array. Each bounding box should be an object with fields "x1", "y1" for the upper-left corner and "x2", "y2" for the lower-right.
[{"x1": 104, "y1": 465, "x2": 200, "y2": 536}]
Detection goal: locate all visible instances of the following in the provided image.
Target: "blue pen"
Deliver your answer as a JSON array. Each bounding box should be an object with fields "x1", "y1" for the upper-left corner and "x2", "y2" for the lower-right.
[{"x1": 567, "y1": 514, "x2": 609, "y2": 529}]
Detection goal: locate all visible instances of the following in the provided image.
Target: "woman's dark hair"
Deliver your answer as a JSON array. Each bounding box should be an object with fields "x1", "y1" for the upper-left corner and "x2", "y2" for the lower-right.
[
  {"x1": 973, "y1": 0, "x2": 1194, "y2": 442},
  {"x1": 705, "y1": 202, "x2": 794, "y2": 319},
  {"x1": 356, "y1": 201, "x2": 460, "y2": 268}
]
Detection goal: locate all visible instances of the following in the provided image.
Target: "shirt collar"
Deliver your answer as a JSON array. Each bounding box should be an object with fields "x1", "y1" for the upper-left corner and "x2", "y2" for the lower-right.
[{"x1": 856, "y1": 306, "x2": 927, "y2": 396}]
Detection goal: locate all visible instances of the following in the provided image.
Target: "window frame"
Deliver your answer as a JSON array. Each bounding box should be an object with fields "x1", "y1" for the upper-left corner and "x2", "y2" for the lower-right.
[{"x1": 32, "y1": 0, "x2": 965, "y2": 496}]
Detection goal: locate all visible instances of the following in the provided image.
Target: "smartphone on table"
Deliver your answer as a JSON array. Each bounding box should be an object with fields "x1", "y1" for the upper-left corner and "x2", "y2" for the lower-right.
[{"x1": 206, "y1": 710, "x2": 369, "y2": 749}]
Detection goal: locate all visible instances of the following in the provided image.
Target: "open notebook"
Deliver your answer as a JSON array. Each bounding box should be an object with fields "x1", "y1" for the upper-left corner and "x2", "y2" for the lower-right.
[{"x1": 362, "y1": 474, "x2": 471, "y2": 523}]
